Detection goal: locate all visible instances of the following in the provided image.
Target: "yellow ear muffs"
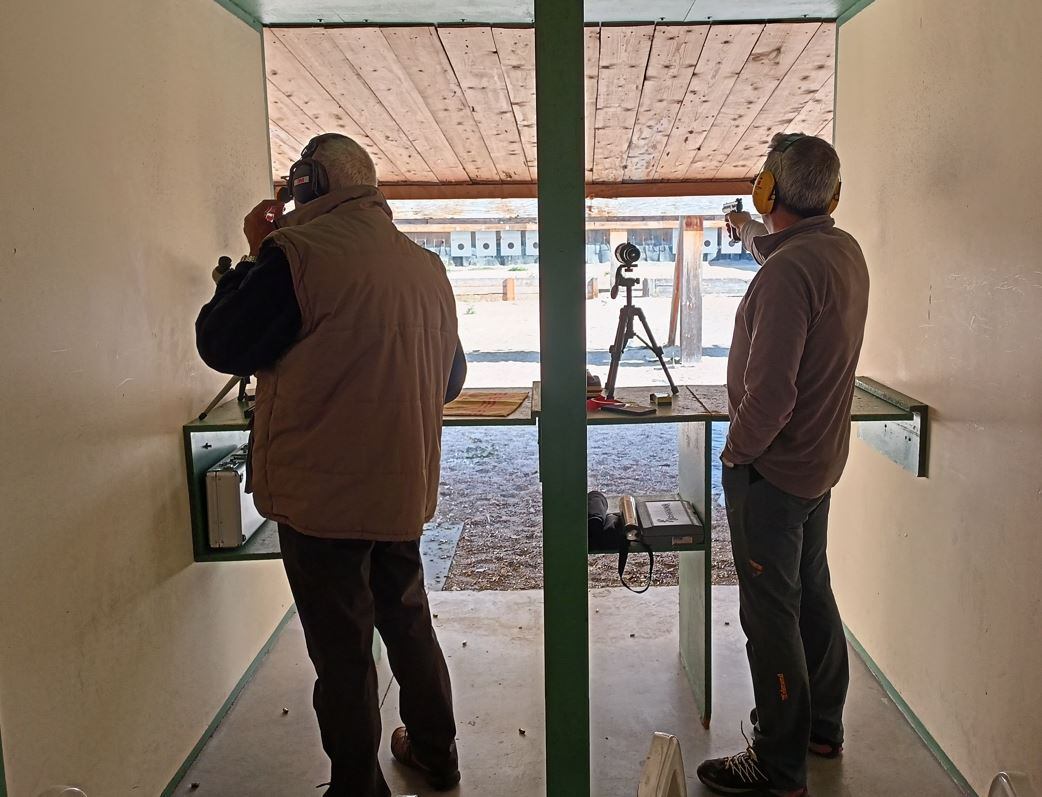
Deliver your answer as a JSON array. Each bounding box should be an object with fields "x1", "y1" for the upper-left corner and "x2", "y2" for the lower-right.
[
  {"x1": 751, "y1": 169, "x2": 777, "y2": 215},
  {"x1": 828, "y1": 179, "x2": 842, "y2": 214},
  {"x1": 752, "y1": 132, "x2": 842, "y2": 217},
  {"x1": 752, "y1": 172, "x2": 842, "y2": 216}
]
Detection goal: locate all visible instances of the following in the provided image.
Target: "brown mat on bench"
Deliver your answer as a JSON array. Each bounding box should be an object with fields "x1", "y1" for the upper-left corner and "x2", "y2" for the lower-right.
[{"x1": 444, "y1": 391, "x2": 528, "y2": 417}]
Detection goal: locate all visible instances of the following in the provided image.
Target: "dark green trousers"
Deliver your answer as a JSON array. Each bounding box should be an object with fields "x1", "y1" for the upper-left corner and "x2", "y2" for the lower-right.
[{"x1": 722, "y1": 464, "x2": 849, "y2": 791}]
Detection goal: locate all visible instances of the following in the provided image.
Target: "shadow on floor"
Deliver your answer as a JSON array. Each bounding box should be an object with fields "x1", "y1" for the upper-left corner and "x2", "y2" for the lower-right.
[{"x1": 175, "y1": 588, "x2": 964, "y2": 797}]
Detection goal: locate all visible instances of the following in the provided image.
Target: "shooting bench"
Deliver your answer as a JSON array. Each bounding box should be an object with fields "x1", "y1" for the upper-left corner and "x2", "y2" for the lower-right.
[{"x1": 182, "y1": 378, "x2": 926, "y2": 727}]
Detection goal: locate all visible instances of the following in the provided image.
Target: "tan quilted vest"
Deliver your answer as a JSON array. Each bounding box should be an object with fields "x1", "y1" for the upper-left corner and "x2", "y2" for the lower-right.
[{"x1": 250, "y1": 187, "x2": 458, "y2": 540}]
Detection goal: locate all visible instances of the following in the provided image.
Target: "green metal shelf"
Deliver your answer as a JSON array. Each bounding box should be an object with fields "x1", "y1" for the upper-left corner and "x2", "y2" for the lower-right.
[
  {"x1": 183, "y1": 388, "x2": 536, "y2": 563},
  {"x1": 185, "y1": 379, "x2": 920, "y2": 563},
  {"x1": 195, "y1": 520, "x2": 281, "y2": 562}
]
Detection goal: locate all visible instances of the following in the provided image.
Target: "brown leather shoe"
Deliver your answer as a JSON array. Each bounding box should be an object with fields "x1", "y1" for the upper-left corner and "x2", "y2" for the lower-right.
[{"x1": 390, "y1": 726, "x2": 461, "y2": 790}]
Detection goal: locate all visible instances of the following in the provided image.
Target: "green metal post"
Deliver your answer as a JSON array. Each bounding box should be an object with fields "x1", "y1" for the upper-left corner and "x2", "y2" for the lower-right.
[{"x1": 534, "y1": 1, "x2": 590, "y2": 795}]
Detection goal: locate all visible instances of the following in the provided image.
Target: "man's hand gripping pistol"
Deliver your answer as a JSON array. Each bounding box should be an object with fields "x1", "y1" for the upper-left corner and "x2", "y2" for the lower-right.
[{"x1": 722, "y1": 198, "x2": 744, "y2": 245}]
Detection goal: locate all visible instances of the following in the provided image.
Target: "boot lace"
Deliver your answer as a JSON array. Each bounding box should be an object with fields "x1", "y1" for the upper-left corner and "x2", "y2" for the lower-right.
[{"x1": 723, "y1": 724, "x2": 768, "y2": 784}]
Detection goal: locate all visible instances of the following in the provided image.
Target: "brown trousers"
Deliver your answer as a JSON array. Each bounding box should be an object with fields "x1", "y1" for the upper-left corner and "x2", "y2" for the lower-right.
[{"x1": 278, "y1": 525, "x2": 457, "y2": 797}]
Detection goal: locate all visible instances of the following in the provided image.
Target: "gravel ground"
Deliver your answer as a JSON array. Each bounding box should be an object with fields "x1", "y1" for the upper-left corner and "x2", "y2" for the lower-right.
[{"x1": 435, "y1": 423, "x2": 737, "y2": 590}]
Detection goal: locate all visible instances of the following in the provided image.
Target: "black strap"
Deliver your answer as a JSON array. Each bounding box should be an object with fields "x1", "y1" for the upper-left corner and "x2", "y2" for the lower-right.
[{"x1": 618, "y1": 536, "x2": 654, "y2": 594}]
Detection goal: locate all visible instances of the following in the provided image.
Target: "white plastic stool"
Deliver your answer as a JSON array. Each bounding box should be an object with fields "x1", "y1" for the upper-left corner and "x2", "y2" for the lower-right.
[{"x1": 637, "y1": 732, "x2": 687, "y2": 797}]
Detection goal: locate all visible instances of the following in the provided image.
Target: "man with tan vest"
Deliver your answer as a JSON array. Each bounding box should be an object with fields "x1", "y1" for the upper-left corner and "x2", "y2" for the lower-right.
[{"x1": 196, "y1": 133, "x2": 467, "y2": 797}]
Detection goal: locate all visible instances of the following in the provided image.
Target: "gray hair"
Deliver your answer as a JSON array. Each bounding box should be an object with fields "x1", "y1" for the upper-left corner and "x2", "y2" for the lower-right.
[
  {"x1": 762, "y1": 133, "x2": 840, "y2": 217},
  {"x1": 314, "y1": 134, "x2": 378, "y2": 189}
]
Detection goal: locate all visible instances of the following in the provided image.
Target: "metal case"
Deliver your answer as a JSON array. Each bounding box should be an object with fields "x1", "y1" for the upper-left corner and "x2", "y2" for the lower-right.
[
  {"x1": 636, "y1": 498, "x2": 704, "y2": 546},
  {"x1": 205, "y1": 444, "x2": 265, "y2": 548}
]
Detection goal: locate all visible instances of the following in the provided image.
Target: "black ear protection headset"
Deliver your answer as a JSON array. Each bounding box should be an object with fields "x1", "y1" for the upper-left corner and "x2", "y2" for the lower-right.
[
  {"x1": 287, "y1": 133, "x2": 348, "y2": 205},
  {"x1": 751, "y1": 133, "x2": 842, "y2": 216}
]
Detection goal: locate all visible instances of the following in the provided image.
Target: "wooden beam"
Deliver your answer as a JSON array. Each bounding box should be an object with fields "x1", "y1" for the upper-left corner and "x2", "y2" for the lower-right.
[
  {"x1": 716, "y1": 23, "x2": 835, "y2": 179},
  {"x1": 493, "y1": 27, "x2": 539, "y2": 179},
  {"x1": 584, "y1": 26, "x2": 600, "y2": 181},
  {"x1": 624, "y1": 25, "x2": 708, "y2": 181},
  {"x1": 380, "y1": 183, "x2": 540, "y2": 200},
  {"x1": 586, "y1": 179, "x2": 753, "y2": 198},
  {"x1": 587, "y1": 218, "x2": 689, "y2": 228},
  {"x1": 397, "y1": 222, "x2": 541, "y2": 232},
  {"x1": 592, "y1": 24, "x2": 655, "y2": 183},
  {"x1": 381, "y1": 27, "x2": 500, "y2": 182},
  {"x1": 397, "y1": 219, "x2": 700, "y2": 233},
  {"x1": 439, "y1": 26, "x2": 532, "y2": 181},
  {"x1": 375, "y1": 179, "x2": 753, "y2": 200},
  {"x1": 686, "y1": 22, "x2": 820, "y2": 180},
  {"x1": 398, "y1": 219, "x2": 697, "y2": 233},
  {"x1": 653, "y1": 24, "x2": 763, "y2": 180},
  {"x1": 327, "y1": 27, "x2": 471, "y2": 183}
]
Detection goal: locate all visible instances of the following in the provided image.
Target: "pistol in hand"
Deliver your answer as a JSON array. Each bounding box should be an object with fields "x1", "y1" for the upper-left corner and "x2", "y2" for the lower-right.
[{"x1": 722, "y1": 198, "x2": 744, "y2": 244}]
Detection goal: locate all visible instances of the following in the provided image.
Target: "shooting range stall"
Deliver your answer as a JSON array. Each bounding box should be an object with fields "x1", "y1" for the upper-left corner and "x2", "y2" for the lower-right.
[
  {"x1": 185, "y1": 2, "x2": 929, "y2": 794},
  {"x1": 184, "y1": 379, "x2": 926, "y2": 765}
]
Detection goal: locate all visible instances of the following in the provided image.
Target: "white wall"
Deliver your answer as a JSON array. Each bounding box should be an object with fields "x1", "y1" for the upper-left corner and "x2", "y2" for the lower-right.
[
  {"x1": 833, "y1": 1, "x2": 1042, "y2": 793},
  {"x1": 0, "y1": 1, "x2": 292, "y2": 794}
]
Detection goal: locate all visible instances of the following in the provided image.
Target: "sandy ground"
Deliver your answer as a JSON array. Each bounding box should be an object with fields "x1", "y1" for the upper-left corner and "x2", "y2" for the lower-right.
[
  {"x1": 454, "y1": 260, "x2": 753, "y2": 390},
  {"x1": 436, "y1": 259, "x2": 754, "y2": 590}
]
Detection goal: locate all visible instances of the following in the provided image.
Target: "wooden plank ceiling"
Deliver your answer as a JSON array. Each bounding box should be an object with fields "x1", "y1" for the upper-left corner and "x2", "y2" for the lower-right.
[{"x1": 264, "y1": 22, "x2": 835, "y2": 199}]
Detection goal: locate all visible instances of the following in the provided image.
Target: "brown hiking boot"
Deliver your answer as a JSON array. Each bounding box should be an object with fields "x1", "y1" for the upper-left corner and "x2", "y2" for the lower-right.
[{"x1": 390, "y1": 726, "x2": 461, "y2": 790}]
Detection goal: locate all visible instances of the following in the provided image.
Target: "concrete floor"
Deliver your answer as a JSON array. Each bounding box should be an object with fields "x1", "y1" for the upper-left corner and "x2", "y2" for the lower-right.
[{"x1": 177, "y1": 587, "x2": 964, "y2": 797}]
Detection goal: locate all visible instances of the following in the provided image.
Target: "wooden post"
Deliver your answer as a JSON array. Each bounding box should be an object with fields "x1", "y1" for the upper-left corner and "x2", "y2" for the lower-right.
[
  {"x1": 681, "y1": 216, "x2": 703, "y2": 364},
  {"x1": 678, "y1": 421, "x2": 714, "y2": 728},
  {"x1": 502, "y1": 277, "x2": 517, "y2": 301},
  {"x1": 586, "y1": 277, "x2": 598, "y2": 299},
  {"x1": 667, "y1": 217, "x2": 683, "y2": 347}
]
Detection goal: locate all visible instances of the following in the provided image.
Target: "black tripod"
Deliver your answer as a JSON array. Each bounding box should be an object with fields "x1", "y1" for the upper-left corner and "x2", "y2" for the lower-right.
[{"x1": 603, "y1": 243, "x2": 680, "y2": 400}]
